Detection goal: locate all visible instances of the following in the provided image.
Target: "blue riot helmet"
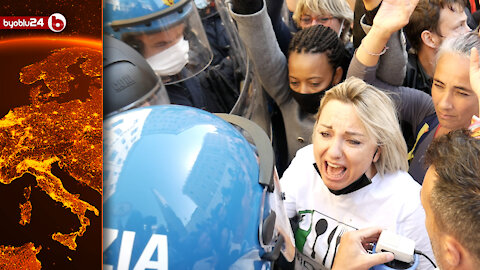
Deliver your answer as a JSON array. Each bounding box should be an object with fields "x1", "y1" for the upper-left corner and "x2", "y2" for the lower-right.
[
  {"x1": 103, "y1": 105, "x2": 295, "y2": 269},
  {"x1": 103, "y1": 35, "x2": 170, "y2": 117},
  {"x1": 104, "y1": 0, "x2": 213, "y2": 85}
]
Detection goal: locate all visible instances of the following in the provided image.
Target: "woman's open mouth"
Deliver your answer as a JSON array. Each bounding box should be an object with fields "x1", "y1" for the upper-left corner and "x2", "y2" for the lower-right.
[{"x1": 324, "y1": 161, "x2": 346, "y2": 180}]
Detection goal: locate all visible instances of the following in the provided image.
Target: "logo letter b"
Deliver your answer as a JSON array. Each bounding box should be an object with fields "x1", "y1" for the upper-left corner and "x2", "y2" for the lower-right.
[{"x1": 48, "y1": 13, "x2": 66, "y2": 32}]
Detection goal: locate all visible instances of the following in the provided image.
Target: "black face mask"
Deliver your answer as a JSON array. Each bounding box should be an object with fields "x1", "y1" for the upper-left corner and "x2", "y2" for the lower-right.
[
  {"x1": 289, "y1": 74, "x2": 335, "y2": 114},
  {"x1": 290, "y1": 90, "x2": 326, "y2": 114}
]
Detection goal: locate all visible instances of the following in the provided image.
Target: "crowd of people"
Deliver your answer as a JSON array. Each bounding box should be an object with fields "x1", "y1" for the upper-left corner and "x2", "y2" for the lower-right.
[{"x1": 103, "y1": 0, "x2": 480, "y2": 268}]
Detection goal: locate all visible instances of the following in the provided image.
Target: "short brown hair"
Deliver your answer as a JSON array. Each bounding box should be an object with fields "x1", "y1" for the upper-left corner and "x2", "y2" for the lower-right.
[
  {"x1": 425, "y1": 129, "x2": 480, "y2": 263},
  {"x1": 404, "y1": 0, "x2": 465, "y2": 52}
]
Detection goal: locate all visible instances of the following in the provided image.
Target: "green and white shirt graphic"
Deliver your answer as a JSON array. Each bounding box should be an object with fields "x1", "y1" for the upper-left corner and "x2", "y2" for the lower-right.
[
  {"x1": 295, "y1": 210, "x2": 356, "y2": 268},
  {"x1": 281, "y1": 145, "x2": 436, "y2": 269}
]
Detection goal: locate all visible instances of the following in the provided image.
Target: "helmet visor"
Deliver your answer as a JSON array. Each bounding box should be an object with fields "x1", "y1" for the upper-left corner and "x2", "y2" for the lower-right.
[
  {"x1": 268, "y1": 168, "x2": 296, "y2": 262},
  {"x1": 106, "y1": 0, "x2": 213, "y2": 85}
]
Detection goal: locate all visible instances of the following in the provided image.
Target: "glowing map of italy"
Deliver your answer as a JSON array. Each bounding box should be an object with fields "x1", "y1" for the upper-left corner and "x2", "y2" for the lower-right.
[{"x1": 0, "y1": 40, "x2": 102, "y2": 269}]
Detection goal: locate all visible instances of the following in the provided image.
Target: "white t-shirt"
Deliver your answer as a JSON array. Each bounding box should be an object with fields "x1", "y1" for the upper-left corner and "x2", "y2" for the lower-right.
[{"x1": 281, "y1": 145, "x2": 435, "y2": 269}]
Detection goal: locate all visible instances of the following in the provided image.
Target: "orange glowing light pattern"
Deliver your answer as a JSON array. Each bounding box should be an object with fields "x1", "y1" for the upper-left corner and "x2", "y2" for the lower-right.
[
  {"x1": 0, "y1": 40, "x2": 102, "y2": 266},
  {"x1": 19, "y1": 186, "x2": 32, "y2": 226},
  {"x1": 0, "y1": 243, "x2": 42, "y2": 270}
]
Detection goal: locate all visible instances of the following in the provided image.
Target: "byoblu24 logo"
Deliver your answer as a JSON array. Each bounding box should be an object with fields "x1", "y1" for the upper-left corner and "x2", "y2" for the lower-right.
[
  {"x1": 1, "y1": 13, "x2": 66, "y2": 32},
  {"x1": 2, "y1": 18, "x2": 44, "y2": 28}
]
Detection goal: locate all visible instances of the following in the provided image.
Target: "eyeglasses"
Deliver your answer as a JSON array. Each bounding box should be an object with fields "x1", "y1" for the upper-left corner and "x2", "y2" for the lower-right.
[{"x1": 299, "y1": 15, "x2": 334, "y2": 27}]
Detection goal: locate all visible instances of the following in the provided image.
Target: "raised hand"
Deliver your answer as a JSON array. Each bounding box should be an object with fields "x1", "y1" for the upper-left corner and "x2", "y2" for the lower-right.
[
  {"x1": 356, "y1": 0, "x2": 418, "y2": 67},
  {"x1": 372, "y1": 0, "x2": 419, "y2": 35}
]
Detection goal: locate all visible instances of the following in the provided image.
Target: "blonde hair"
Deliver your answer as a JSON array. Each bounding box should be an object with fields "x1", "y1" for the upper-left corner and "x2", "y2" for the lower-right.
[
  {"x1": 314, "y1": 77, "x2": 408, "y2": 176},
  {"x1": 292, "y1": 0, "x2": 353, "y2": 42}
]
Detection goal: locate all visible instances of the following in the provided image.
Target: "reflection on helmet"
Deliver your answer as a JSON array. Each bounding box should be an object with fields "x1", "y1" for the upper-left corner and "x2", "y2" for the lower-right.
[
  {"x1": 103, "y1": 35, "x2": 170, "y2": 117},
  {"x1": 103, "y1": 105, "x2": 293, "y2": 269},
  {"x1": 104, "y1": 0, "x2": 213, "y2": 85}
]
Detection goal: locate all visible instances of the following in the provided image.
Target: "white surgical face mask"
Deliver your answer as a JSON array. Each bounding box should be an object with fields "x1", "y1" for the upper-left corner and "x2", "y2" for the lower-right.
[{"x1": 146, "y1": 38, "x2": 189, "y2": 76}]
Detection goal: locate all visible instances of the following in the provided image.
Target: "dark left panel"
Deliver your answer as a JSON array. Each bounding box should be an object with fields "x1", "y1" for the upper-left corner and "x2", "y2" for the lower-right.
[{"x1": 0, "y1": 1, "x2": 102, "y2": 269}]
